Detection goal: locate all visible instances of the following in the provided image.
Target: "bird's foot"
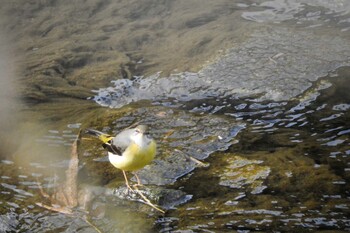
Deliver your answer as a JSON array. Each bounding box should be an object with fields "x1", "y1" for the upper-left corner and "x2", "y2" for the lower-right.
[
  {"x1": 125, "y1": 184, "x2": 135, "y2": 193},
  {"x1": 132, "y1": 183, "x2": 144, "y2": 188},
  {"x1": 133, "y1": 174, "x2": 143, "y2": 188}
]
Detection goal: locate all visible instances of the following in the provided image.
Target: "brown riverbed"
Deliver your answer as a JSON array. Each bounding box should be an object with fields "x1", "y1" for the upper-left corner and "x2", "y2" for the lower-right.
[{"x1": 0, "y1": 0, "x2": 350, "y2": 232}]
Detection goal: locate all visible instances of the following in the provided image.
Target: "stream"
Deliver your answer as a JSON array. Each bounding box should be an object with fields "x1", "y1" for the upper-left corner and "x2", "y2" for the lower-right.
[{"x1": 0, "y1": 0, "x2": 349, "y2": 232}]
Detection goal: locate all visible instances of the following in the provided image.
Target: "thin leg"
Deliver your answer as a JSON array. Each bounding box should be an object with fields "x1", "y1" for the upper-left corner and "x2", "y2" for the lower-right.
[
  {"x1": 134, "y1": 173, "x2": 142, "y2": 186},
  {"x1": 122, "y1": 170, "x2": 133, "y2": 191}
]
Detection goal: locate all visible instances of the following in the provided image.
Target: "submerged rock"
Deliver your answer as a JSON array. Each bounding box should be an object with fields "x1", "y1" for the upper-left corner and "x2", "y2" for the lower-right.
[
  {"x1": 93, "y1": 27, "x2": 350, "y2": 108},
  {"x1": 216, "y1": 155, "x2": 271, "y2": 194},
  {"x1": 110, "y1": 185, "x2": 192, "y2": 211},
  {"x1": 81, "y1": 106, "x2": 245, "y2": 186}
]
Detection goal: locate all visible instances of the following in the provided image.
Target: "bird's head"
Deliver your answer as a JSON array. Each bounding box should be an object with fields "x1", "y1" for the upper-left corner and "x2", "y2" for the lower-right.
[
  {"x1": 130, "y1": 125, "x2": 149, "y2": 145},
  {"x1": 135, "y1": 125, "x2": 148, "y2": 134}
]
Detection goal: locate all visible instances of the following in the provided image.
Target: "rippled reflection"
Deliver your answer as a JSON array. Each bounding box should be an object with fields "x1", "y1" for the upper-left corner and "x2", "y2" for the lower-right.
[
  {"x1": 240, "y1": 0, "x2": 350, "y2": 31},
  {"x1": 158, "y1": 69, "x2": 350, "y2": 232},
  {"x1": 1, "y1": 0, "x2": 350, "y2": 232},
  {"x1": 2, "y1": 69, "x2": 348, "y2": 232}
]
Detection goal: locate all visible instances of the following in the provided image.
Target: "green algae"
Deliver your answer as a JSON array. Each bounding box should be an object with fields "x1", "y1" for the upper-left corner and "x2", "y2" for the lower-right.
[{"x1": 0, "y1": 1, "x2": 349, "y2": 232}]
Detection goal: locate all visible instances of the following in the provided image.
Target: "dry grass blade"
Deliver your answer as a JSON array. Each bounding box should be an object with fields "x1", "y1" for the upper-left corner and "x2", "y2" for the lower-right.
[
  {"x1": 35, "y1": 130, "x2": 103, "y2": 233},
  {"x1": 174, "y1": 149, "x2": 208, "y2": 167},
  {"x1": 162, "y1": 129, "x2": 175, "y2": 142},
  {"x1": 126, "y1": 121, "x2": 141, "y2": 129},
  {"x1": 35, "y1": 202, "x2": 73, "y2": 215},
  {"x1": 35, "y1": 131, "x2": 80, "y2": 209},
  {"x1": 133, "y1": 186, "x2": 165, "y2": 214}
]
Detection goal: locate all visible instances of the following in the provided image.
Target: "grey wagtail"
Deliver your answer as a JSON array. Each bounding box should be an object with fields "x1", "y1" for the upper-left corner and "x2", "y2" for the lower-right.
[{"x1": 86, "y1": 125, "x2": 157, "y2": 190}]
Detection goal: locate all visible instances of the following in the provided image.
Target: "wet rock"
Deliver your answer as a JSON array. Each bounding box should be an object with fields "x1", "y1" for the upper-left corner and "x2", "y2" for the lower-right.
[
  {"x1": 261, "y1": 148, "x2": 344, "y2": 195},
  {"x1": 138, "y1": 150, "x2": 198, "y2": 186},
  {"x1": 80, "y1": 106, "x2": 245, "y2": 186},
  {"x1": 0, "y1": 0, "x2": 251, "y2": 107},
  {"x1": 0, "y1": 213, "x2": 18, "y2": 232},
  {"x1": 110, "y1": 185, "x2": 192, "y2": 210},
  {"x1": 200, "y1": 27, "x2": 350, "y2": 102},
  {"x1": 93, "y1": 26, "x2": 350, "y2": 108},
  {"x1": 130, "y1": 108, "x2": 245, "y2": 185},
  {"x1": 215, "y1": 155, "x2": 271, "y2": 194},
  {"x1": 1, "y1": 1, "x2": 349, "y2": 232},
  {"x1": 241, "y1": 0, "x2": 350, "y2": 27}
]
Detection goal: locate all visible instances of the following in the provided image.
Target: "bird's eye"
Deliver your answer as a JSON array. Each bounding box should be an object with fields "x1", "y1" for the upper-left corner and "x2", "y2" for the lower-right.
[{"x1": 135, "y1": 129, "x2": 140, "y2": 134}]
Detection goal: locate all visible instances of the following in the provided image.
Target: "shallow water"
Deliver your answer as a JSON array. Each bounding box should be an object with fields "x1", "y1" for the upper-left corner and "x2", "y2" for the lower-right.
[
  {"x1": 159, "y1": 68, "x2": 350, "y2": 232},
  {"x1": 1, "y1": 70, "x2": 349, "y2": 232},
  {"x1": 0, "y1": 0, "x2": 350, "y2": 232}
]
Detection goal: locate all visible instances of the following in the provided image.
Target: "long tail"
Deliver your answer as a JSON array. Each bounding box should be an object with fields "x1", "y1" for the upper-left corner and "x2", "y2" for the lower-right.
[
  {"x1": 85, "y1": 128, "x2": 113, "y2": 144},
  {"x1": 85, "y1": 128, "x2": 122, "y2": 155}
]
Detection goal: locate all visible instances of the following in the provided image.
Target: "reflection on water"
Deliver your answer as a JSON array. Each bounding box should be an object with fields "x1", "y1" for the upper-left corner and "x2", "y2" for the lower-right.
[
  {"x1": 158, "y1": 69, "x2": 350, "y2": 232},
  {"x1": 0, "y1": 0, "x2": 350, "y2": 232},
  {"x1": 1, "y1": 69, "x2": 349, "y2": 232},
  {"x1": 93, "y1": 26, "x2": 350, "y2": 107},
  {"x1": 241, "y1": 0, "x2": 350, "y2": 31}
]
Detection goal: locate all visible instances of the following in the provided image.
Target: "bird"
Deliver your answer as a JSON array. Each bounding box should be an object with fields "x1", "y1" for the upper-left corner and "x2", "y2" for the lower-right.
[{"x1": 85, "y1": 125, "x2": 157, "y2": 191}]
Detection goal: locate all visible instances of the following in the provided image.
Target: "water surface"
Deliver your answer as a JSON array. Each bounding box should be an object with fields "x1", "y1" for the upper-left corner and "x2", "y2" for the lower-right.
[{"x1": 0, "y1": 0, "x2": 349, "y2": 232}]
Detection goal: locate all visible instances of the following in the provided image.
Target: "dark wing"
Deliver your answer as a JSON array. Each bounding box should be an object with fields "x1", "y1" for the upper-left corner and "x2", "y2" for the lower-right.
[
  {"x1": 101, "y1": 128, "x2": 136, "y2": 156},
  {"x1": 102, "y1": 141, "x2": 122, "y2": 156}
]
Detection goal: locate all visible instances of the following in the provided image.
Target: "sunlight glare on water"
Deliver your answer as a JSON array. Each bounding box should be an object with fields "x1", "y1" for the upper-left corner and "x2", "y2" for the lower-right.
[
  {"x1": 157, "y1": 69, "x2": 350, "y2": 232},
  {"x1": 0, "y1": 0, "x2": 350, "y2": 232}
]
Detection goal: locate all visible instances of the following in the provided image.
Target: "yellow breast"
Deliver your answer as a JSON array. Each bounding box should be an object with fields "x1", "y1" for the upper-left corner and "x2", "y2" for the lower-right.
[{"x1": 108, "y1": 140, "x2": 156, "y2": 171}]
